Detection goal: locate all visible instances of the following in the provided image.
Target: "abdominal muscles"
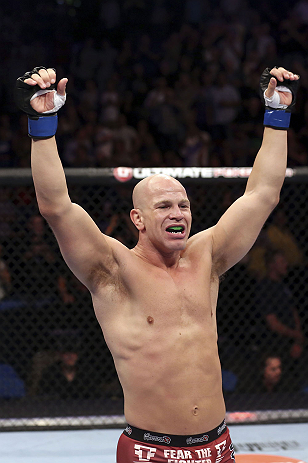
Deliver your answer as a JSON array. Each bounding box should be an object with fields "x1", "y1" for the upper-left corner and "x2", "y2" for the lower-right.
[{"x1": 108, "y1": 312, "x2": 225, "y2": 434}]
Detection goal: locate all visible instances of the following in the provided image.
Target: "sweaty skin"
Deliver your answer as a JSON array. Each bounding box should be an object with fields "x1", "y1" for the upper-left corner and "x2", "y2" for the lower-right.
[{"x1": 27, "y1": 65, "x2": 296, "y2": 437}]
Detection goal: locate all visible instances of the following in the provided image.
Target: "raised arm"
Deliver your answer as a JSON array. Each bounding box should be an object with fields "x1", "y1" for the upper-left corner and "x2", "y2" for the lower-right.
[
  {"x1": 15, "y1": 67, "x2": 119, "y2": 290},
  {"x1": 210, "y1": 67, "x2": 300, "y2": 275}
]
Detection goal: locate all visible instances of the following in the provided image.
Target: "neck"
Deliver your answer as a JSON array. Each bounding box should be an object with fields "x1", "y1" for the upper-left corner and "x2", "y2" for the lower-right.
[{"x1": 132, "y1": 242, "x2": 182, "y2": 269}]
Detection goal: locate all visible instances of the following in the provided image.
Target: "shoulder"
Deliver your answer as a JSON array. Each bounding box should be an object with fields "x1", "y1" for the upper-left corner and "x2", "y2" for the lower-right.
[
  {"x1": 187, "y1": 227, "x2": 232, "y2": 277},
  {"x1": 186, "y1": 228, "x2": 214, "y2": 249},
  {"x1": 183, "y1": 228, "x2": 215, "y2": 267}
]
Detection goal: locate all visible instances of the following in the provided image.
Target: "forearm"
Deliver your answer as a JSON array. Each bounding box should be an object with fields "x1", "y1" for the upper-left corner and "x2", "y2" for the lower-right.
[
  {"x1": 245, "y1": 127, "x2": 287, "y2": 203},
  {"x1": 31, "y1": 137, "x2": 71, "y2": 217}
]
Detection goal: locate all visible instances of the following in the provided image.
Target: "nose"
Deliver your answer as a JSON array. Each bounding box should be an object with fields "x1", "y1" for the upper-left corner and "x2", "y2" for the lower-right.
[{"x1": 169, "y1": 206, "x2": 184, "y2": 220}]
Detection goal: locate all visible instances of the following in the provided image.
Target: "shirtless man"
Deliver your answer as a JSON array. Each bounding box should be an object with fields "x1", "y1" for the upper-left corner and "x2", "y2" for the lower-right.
[{"x1": 15, "y1": 66, "x2": 299, "y2": 462}]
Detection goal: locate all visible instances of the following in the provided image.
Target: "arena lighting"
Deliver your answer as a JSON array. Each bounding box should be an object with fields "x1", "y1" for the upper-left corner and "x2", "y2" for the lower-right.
[{"x1": 227, "y1": 412, "x2": 258, "y2": 422}]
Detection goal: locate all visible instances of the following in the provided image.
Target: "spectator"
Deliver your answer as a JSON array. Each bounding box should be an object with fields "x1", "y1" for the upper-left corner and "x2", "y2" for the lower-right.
[
  {"x1": 246, "y1": 23, "x2": 277, "y2": 64},
  {"x1": 174, "y1": 71, "x2": 198, "y2": 116},
  {"x1": 100, "y1": 77, "x2": 121, "y2": 124},
  {"x1": 38, "y1": 344, "x2": 89, "y2": 399},
  {"x1": 266, "y1": 207, "x2": 303, "y2": 268},
  {"x1": 70, "y1": 38, "x2": 99, "y2": 86},
  {"x1": 133, "y1": 33, "x2": 160, "y2": 79},
  {"x1": 256, "y1": 250, "x2": 306, "y2": 363},
  {"x1": 62, "y1": 126, "x2": 94, "y2": 168},
  {"x1": 116, "y1": 39, "x2": 134, "y2": 82},
  {"x1": 237, "y1": 353, "x2": 299, "y2": 393},
  {"x1": 135, "y1": 118, "x2": 162, "y2": 166},
  {"x1": 154, "y1": 87, "x2": 183, "y2": 154},
  {"x1": 113, "y1": 114, "x2": 139, "y2": 158},
  {"x1": 224, "y1": 126, "x2": 254, "y2": 167},
  {"x1": 144, "y1": 76, "x2": 169, "y2": 118},
  {"x1": 246, "y1": 207, "x2": 304, "y2": 281},
  {"x1": 258, "y1": 354, "x2": 284, "y2": 393},
  {"x1": 104, "y1": 210, "x2": 138, "y2": 247},
  {"x1": 79, "y1": 79, "x2": 99, "y2": 113},
  {"x1": 57, "y1": 95, "x2": 81, "y2": 146},
  {"x1": 246, "y1": 230, "x2": 272, "y2": 280},
  {"x1": 180, "y1": 112, "x2": 211, "y2": 166},
  {"x1": 161, "y1": 32, "x2": 182, "y2": 77},
  {"x1": 218, "y1": 23, "x2": 246, "y2": 76},
  {"x1": 96, "y1": 39, "x2": 118, "y2": 92},
  {"x1": 130, "y1": 62, "x2": 149, "y2": 109},
  {"x1": 208, "y1": 70, "x2": 241, "y2": 142},
  {"x1": 20, "y1": 215, "x2": 70, "y2": 313},
  {"x1": 94, "y1": 122, "x2": 115, "y2": 167}
]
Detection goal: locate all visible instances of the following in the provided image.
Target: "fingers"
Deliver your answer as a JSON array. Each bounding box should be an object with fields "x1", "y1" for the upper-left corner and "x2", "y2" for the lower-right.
[
  {"x1": 57, "y1": 78, "x2": 68, "y2": 96},
  {"x1": 265, "y1": 67, "x2": 299, "y2": 100},
  {"x1": 264, "y1": 77, "x2": 277, "y2": 99},
  {"x1": 270, "y1": 66, "x2": 299, "y2": 82},
  {"x1": 24, "y1": 68, "x2": 58, "y2": 88}
]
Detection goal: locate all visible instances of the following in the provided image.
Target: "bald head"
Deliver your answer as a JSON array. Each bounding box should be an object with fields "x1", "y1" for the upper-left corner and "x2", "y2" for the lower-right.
[{"x1": 132, "y1": 175, "x2": 186, "y2": 210}]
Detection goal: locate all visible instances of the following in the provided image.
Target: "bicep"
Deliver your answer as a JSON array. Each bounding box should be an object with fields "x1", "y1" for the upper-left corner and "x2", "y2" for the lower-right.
[
  {"x1": 212, "y1": 192, "x2": 274, "y2": 275},
  {"x1": 46, "y1": 202, "x2": 117, "y2": 289}
]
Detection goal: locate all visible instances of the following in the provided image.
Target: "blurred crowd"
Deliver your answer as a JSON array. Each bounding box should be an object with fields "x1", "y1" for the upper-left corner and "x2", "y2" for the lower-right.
[
  {"x1": 1, "y1": 0, "x2": 308, "y2": 169},
  {"x1": 1, "y1": 0, "x2": 308, "y2": 404}
]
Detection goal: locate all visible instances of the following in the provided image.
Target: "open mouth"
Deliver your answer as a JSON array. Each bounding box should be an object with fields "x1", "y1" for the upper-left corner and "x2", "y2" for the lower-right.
[{"x1": 166, "y1": 225, "x2": 185, "y2": 235}]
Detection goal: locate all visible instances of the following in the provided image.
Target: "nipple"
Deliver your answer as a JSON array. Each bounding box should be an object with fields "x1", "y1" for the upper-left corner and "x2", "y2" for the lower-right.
[
  {"x1": 193, "y1": 406, "x2": 199, "y2": 416},
  {"x1": 147, "y1": 316, "x2": 154, "y2": 324}
]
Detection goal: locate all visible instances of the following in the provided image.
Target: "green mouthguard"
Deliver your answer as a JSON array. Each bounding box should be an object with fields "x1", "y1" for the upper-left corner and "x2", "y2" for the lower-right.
[{"x1": 168, "y1": 226, "x2": 183, "y2": 231}]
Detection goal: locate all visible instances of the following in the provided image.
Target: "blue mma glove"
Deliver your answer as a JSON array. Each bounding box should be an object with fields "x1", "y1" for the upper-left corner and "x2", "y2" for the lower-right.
[
  {"x1": 260, "y1": 67, "x2": 300, "y2": 130},
  {"x1": 14, "y1": 66, "x2": 66, "y2": 139}
]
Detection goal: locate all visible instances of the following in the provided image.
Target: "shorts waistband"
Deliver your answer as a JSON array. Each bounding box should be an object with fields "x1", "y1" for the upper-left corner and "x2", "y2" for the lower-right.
[{"x1": 123, "y1": 419, "x2": 227, "y2": 447}]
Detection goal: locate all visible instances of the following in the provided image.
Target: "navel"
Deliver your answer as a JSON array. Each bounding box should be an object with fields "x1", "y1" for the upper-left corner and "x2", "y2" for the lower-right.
[
  {"x1": 192, "y1": 406, "x2": 199, "y2": 416},
  {"x1": 147, "y1": 316, "x2": 154, "y2": 324}
]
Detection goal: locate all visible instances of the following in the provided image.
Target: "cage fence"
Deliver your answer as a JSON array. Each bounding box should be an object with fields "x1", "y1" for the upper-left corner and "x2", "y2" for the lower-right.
[{"x1": 0, "y1": 167, "x2": 307, "y2": 431}]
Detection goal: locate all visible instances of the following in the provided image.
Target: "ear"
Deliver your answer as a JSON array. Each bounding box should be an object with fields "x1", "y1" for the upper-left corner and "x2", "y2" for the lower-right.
[{"x1": 130, "y1": 208, "x2": 145, "y2": 231}]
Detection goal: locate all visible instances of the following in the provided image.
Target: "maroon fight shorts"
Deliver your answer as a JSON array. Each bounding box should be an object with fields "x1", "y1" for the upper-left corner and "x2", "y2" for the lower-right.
[{"x1": 117, "y1": 419, "x2": 236, "y2": 463}]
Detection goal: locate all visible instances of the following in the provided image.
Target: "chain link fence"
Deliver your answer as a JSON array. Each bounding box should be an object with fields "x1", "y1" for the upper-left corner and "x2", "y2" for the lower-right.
[{"x1": 0, "y1": 167, "x2": 307, "y2": 430}]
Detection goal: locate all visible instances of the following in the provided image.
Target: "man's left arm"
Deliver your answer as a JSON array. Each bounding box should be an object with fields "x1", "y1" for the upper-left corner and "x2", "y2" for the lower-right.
[{"x1": 211, "y1": 67, "x2": 299, "y2": 275}]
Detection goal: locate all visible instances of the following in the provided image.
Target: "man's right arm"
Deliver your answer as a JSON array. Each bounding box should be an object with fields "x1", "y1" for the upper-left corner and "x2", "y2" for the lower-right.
[
  {"x1": 15, "y1": 67, "x2": 119, "y2": 291},
  {"x1": 31, "y1": 136, "x2": 118, "y2": 291}
]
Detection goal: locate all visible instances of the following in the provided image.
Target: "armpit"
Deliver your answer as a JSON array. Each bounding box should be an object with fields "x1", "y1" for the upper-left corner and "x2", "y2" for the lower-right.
[
  {"x1": 88, "y1": 257, "x2": 119, "y2": 291},
  {"x1": 211, "y1": 256, "x2": 227, "y2": 281}
]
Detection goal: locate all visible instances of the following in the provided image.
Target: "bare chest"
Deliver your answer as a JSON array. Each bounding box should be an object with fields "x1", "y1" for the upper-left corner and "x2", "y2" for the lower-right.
[{"x1": 125, "y1": 258, "x2": 218, "y2": 324}]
